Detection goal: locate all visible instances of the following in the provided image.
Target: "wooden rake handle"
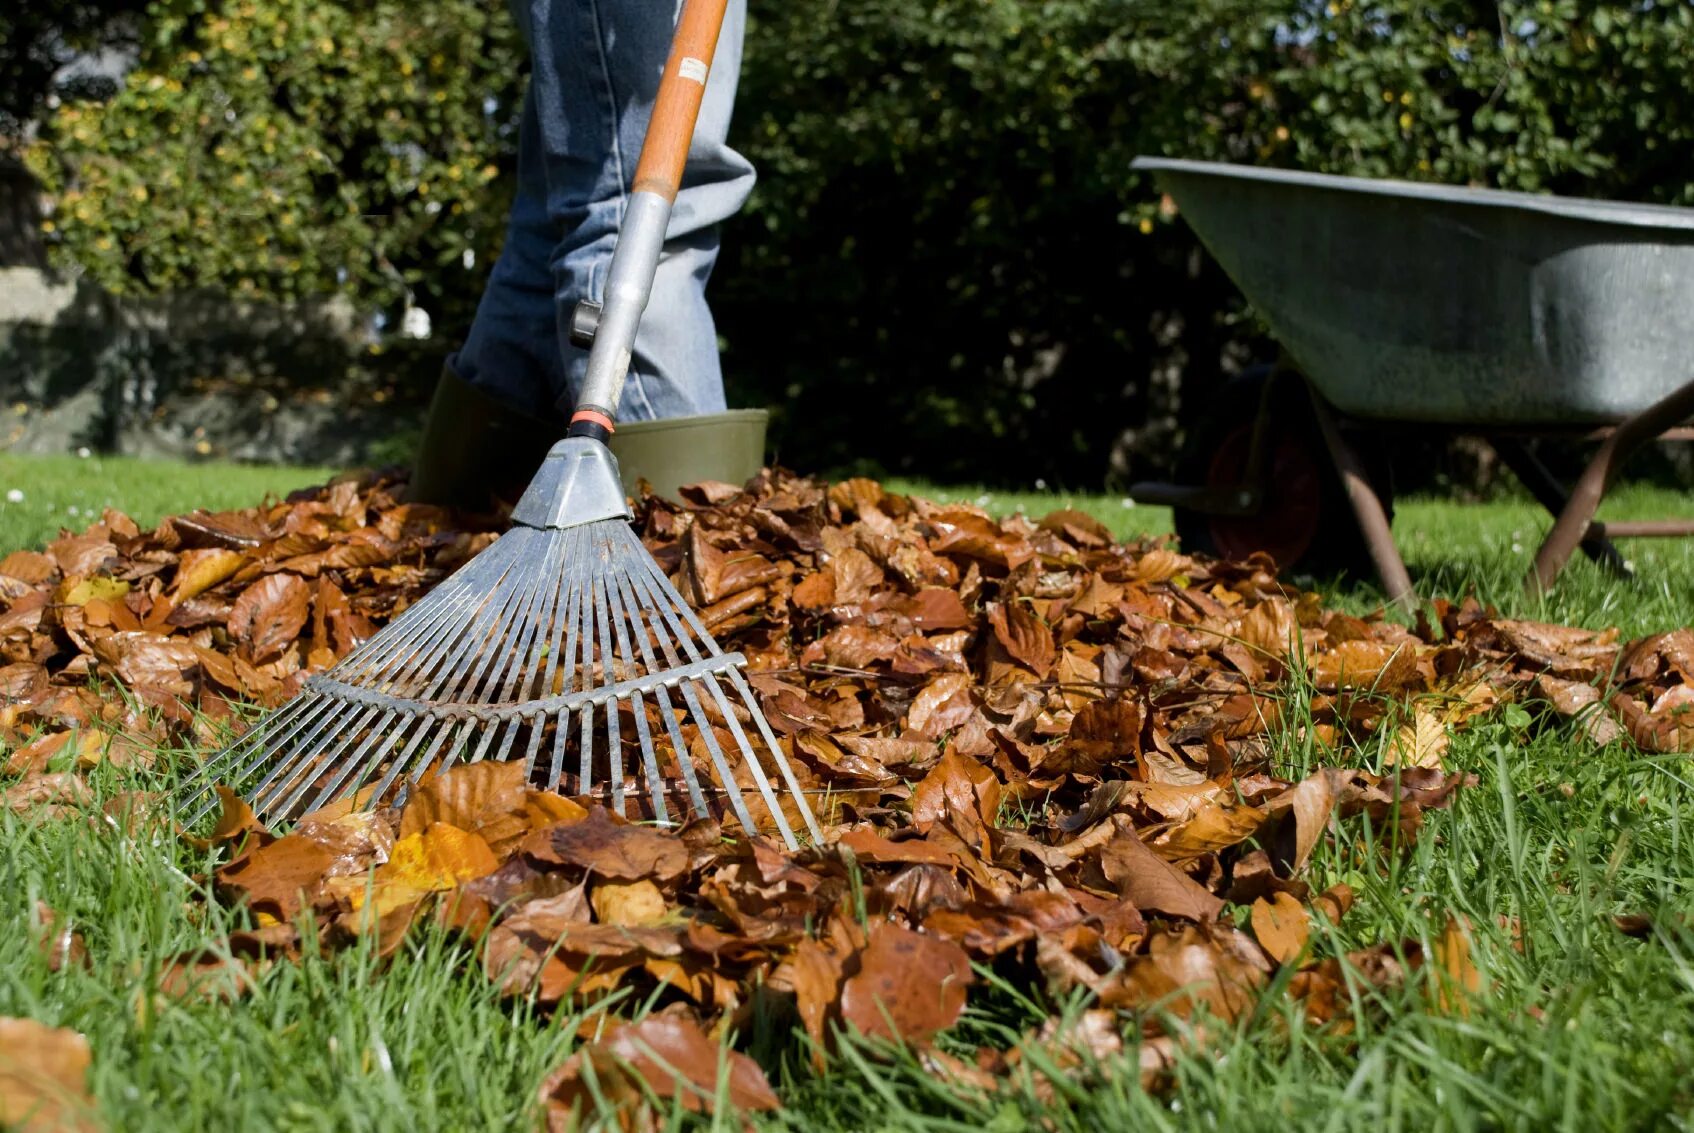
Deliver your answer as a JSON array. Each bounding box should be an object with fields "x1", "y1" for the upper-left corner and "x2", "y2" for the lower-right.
[
  {"x1": 632, "y1": 0, "x2": 731, "y2": 203},
  {"x1": 566, "y1": 0, "x2": 731, "y2": 431}
]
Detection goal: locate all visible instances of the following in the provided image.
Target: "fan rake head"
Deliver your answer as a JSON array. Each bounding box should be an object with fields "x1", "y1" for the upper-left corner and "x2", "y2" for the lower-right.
[{"x1": 180, "y1": 439, "x2": 822, "y2": 848}]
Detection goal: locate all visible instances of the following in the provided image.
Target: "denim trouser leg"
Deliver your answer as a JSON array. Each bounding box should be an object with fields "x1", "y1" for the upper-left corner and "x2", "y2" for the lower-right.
[{"x1": 454, "y1": 0, "x2": 753, "y2": 423}]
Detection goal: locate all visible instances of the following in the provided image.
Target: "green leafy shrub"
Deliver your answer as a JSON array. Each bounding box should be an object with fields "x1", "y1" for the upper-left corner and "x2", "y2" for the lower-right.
[
  {"x1": 26, "y1": 0, "x2": 523, "y2": 331},
  {"x1": 23, "y1": 0, "x2": 1694, "y2": 483}
]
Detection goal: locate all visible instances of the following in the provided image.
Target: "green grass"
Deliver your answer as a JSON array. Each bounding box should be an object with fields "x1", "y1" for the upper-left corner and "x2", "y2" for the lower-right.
[
  {"x1": 0, "y1": 453, "x2": 335, "y2": 552},
  {"x1": 4, "y1": 455, "x2": 1694, "y2": 1130}
]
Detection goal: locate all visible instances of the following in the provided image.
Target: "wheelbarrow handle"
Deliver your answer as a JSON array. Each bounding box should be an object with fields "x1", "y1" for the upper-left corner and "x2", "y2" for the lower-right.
[{"x1": 567, "y1": 0, "x2": 730, "y2": 440}]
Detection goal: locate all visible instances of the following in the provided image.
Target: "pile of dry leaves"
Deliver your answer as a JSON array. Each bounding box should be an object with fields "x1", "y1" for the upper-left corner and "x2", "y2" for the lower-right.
[{"x1": 4, "y1": 467, "x2": 1692, "y2": 1124}]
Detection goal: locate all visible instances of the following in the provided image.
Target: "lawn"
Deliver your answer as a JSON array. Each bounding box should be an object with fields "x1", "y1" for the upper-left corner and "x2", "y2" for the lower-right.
[{"x1": 4, "y1": 454, "x2": 1693, "y2": 1131}]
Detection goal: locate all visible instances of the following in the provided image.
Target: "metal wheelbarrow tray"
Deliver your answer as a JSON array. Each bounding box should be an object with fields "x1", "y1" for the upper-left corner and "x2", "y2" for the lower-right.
[{"x1": 1130, "y1": 157, "x2": 1694, "y2": 599}]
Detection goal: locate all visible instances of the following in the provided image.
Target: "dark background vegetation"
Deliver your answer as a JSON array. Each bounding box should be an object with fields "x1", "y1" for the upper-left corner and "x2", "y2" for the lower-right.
[{"x1": 7, "y1": 0, "x2": 1693, "y2": 487}]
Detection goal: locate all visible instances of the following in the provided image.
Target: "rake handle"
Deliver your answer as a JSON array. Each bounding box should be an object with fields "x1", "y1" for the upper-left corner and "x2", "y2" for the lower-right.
[{"x1": 567, "y1": 0, "x2": 731, "y2": 439}]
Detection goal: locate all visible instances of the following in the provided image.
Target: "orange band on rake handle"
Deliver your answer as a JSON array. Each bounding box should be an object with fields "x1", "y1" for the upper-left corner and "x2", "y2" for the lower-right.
[
  {"x1": 568, "y1": 408, "x2": 616, "y2": 440},
  {"x1": 630, "y1": 0, "x2": 730, "y2": 202}
]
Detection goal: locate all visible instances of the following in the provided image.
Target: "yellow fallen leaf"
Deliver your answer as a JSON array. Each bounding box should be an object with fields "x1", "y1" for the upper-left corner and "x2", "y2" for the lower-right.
[
  {"x1": 56, "y1": 576, "x2": 130, "y2": 608},
  {"x1": 332, "y1": 822, "x2": 499, "y2": 915},
  {"x1": 591, "y1": 879, "x2": 668, "y2": 926},
  {"x1": 170, "y1": 548, "x2": 245, "y2": 601},
  {"x1": 1432, "y1": 914, "x2": 1482, "y2": 1016},
  {"x1": 1386, "y1": 708, "x2": 1449, "y2": 769}
]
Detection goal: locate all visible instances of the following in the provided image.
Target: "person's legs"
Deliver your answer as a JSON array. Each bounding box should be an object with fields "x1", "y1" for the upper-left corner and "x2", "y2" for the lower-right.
[
  {"x1": 457, "y1": 0, "x2": 752, "y2": 423},
  {"x1": 449, "y1": 89, "x2": 569, "y2": 420}
]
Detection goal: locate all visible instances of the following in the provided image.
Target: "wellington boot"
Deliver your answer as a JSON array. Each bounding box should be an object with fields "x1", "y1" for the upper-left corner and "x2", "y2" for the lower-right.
[{"x1": 406, "y1": 363, "x2": 562, "y2": 510}]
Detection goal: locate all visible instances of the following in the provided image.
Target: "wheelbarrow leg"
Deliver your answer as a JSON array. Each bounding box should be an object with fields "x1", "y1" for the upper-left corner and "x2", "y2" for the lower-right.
[
  {"x1": 1489, "y1": 438, "x2": 1631, "y2": 577},
  {"x1": 1528, "y1": 375, "x2": 1694, "y2": 595},
  {"x1": 1305, "y1": 385, "x2": 1416, "y2": 612}
]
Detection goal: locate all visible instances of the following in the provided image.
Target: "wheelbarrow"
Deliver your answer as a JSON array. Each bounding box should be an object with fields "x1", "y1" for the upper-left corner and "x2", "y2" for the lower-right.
[{"x1": 1128, "y1": 157, "x2": 1694, "y2": 605}]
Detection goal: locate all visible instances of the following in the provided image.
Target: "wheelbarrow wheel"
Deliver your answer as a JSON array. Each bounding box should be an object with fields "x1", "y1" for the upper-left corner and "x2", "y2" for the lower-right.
[{"x1": 1172, "y1": 371, "x2": 1392, "y2": 580}]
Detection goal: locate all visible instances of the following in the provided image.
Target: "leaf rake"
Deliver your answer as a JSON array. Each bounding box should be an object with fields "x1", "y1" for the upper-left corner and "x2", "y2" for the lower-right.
[{"x1": 179, "y1": 0, "x2": 821, "y2": 846}]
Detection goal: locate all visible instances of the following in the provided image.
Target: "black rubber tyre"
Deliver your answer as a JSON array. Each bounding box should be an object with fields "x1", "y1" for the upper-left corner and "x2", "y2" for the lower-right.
[{"x1": 1172, "y1": 369, "x2": 1393, "y2": 580}]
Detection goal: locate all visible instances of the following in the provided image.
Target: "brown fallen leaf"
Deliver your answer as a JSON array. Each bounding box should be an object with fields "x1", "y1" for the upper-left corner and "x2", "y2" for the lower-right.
[
  {"x1": 1386, "y1": 708, "x2": 1448, "y2": 769},
  {"x1": 1250, "y1": 892, "x2": 1310, "y2": 964},
  {"x1": 524, "y1": 806, "x2": 689, "y2": 883},
  {"x1": 1097, "y1": 818, "x2": 1223, "y2": 922},
  {"x1": 227, "y1": 573, "x2": 311, "y2": 663},
  {"x1": 540, "y1": 1016, "x2": 779, "y2": 1128},
  {"x1": 170, "y1": 548, "x2": 246, "y2": 602},
  {"x1": 0, "y1": 1017, "x2": 96, "y2": 1132},
  {"x1": 33, "y1": 903, "x2": 89, "y2": 974},
  {"x1": 330, "y1": 822, "x2": 501, "y2": 916},
  {"x1": 989, "y1": 602, "x2": 1056, "y2": 677},
  {"x1": 839, "y1": 922, "x2": 971, "y2": 1043},
  {"x1": 182, "y1": 786, "x2": 267, "y2": 850},
  {"x1": 216, "y1": 834, "x2": 337, "y2": 922}
]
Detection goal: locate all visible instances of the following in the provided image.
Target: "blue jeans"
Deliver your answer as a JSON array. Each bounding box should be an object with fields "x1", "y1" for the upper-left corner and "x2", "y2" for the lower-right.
[{"x1": 452, "y1": 0, "x2": 753, "y2": 423}]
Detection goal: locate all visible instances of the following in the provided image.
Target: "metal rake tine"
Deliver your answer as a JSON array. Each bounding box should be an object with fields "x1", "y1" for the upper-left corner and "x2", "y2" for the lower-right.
[
  {"x1": 627, "y1": 534, "x2": 815, "y2": 843},
  {"x1": 338, "y1": 544, "x2": 507, "y2": 691},
  {"x1": 677, "y1": 676, "x2": 760, "y2": 837},
  {"x1": 255, "y1": 702, "x2": 385, "y2": 819},
  {"x1": 601, "y1": 558, "x2": 668, "y2": 825},
  {"x1": 547, "y1": 706, "x2": 571, "y2": 789},
  {"x1": 530, "y1": 528, "x2": 590, "y2": 782},
  {"x1": 366, "y1": 712, "x2": 461, "y2": 811},
  {"x1": 590, "y1": 561, "x2": 626, "y2": 815},
  {"x1": 615, "y1": 559, "x2": 712, "y2": 819},
  {"x1": 635, "y1": 549, "x2": 723, "y2": 659},
  {"x1": 535, "y1": 522, "x2": 589, "y2": 703},
  {"x1": 438, "y1": 532, "x2": 544, "y2": 705},
  {"x1": 221, "y1": 694, "x2": 350, "y2": 816},
  {"x1": 495, "y1": 526, "x2": 570, "y2": 775},
  {"x1": 698, "y1": 670, "x2": 798, "y2": 848},
  {"x1": 576, "y1": 702, "x2": 595, "y2": 803},
  {"x1": 728, "y1": 668, "x2": 823, "y2": 843},
  {"x1": 491, "y1": 528, "x2": 567, "y2": 705},
  {"x1": 468, "y1": 533, "x2": 567, "y2": 768},
  {"x1": 627, "y1": 550, "x2": 709, "y2": 664},
  {"x1": 178, "y1": 696, "x2": 315, "y2": 821},
  {"x1": 459, "y1": 531, "x2": 556, "y2": 710},
  {"x1": 576, "y1": 527, "x2": 620, "y2": 800},
  {"x1": 339, "y1": 543, "x2": 516, "y2": 717},
  {"x1": 610, "y1": 566, "x2": 708, "y2": 819},
  {"x1": 295, "y1": 707, "x2": 405, "y2": 818},
  {"x1": 433, "y1": 718, "x2": 479, "y2": 779}
]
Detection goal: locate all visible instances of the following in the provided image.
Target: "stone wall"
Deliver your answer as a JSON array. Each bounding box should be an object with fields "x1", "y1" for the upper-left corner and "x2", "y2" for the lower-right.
[{"x1": 0, "y1": 265, "x2": 436, "y2": 466}]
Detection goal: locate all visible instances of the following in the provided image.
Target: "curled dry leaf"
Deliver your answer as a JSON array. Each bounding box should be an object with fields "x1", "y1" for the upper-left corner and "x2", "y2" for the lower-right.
[
  {"x1": 525, "y1": 806, "x2": 688, "y2": 883},
  {"x1": 1098, "y1": 819, "x2": 1222, "y2": 922},
  {"x1": 33, "y1": 903, "x2": 88, "y2": 973},
  {"x1": 1432, "y1": 914, "x2": 1482, "y2": 1016},
  {"x1": 330, "y1": 822, "x2": 501, "y2": 916},
  {"x1": 540, "y1": 1016, "x2": 779, "y2": 1129},
  {"x1": 182, "y1": 786, "x2": 266, "y2": 850}
]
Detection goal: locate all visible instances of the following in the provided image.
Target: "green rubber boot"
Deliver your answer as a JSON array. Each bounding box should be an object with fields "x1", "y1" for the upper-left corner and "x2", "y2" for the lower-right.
[
  {"x1": 406, "y1": 364, "x2": 562, "y2": 511},
  {"x1": 606, "y1": 408, "x2": 769, "y2": 500}
]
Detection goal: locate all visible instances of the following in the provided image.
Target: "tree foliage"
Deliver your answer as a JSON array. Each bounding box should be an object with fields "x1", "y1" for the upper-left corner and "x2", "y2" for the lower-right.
[
  {"x1": 0, "y1": 0, "x2": 150, "y2": 142},
  {"x1": 23, "y1": 0, "x2": 1694, "y2": 483},
  {"x1": 26, "y1": 0, "x2": 523, "y2": 329}
]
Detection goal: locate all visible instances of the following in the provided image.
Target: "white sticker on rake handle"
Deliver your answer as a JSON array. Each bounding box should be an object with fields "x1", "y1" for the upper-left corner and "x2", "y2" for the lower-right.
[{"x1": 678, "y1": 57, "x2": 709, "y2": 84}]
